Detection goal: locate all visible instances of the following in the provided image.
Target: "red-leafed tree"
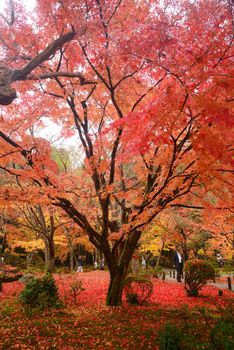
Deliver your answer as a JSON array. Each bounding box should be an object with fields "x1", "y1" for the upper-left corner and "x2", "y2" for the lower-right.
[
  {"x1": 0, "y1": 0, "x2": 233, "y2": 305},
  {"x1": 202, "y1": 210, "x2": 234, "y2": 261}
]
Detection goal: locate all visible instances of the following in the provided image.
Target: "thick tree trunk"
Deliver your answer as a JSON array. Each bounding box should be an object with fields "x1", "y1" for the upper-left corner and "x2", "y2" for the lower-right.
[
  {"x1": 105, "y1": 229, "x2": 142, "y2": 306},
  {"x1": 44, "y1": 238, "x2": 55, "y2": 273},
  {"x1": 0, "y1": 66, "x2": 16, "y2": 105},
  {"x1": 106, "y1": 267, "x2": 128, "y2": 306}
]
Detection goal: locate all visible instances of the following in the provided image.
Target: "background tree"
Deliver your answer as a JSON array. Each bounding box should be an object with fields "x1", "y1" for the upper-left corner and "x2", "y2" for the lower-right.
[
  {"x1": 59, "y1": 220, "x2": 95, "y2": 272},
  {"x1": 140, "y1": 216, "x2": 172, "y2": 268},
  {"x1": 166, "y1": 209, "x2": 212, "y2": 261},
  {"x1": 203, "y1": 210, "x2": 234, "y2": 262},
  {"x1": 15, "y1": 205, "x2": 59, "y2": 273},
  {"x1": 0, "y1": 207, "x2": 10, "y2": 255},
  {"x1": 1, "y1": 203, "x2": 71, "y2": 272}
]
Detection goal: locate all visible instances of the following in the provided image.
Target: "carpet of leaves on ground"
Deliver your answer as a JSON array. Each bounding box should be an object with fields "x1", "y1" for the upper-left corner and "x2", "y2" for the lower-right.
[{"x1": 0, "y1": 271, "x2": 233, "y2": 349}]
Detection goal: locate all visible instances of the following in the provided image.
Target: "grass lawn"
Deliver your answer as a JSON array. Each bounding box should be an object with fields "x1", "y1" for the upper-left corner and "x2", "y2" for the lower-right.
[{"x1": 0, "y1": 271, "x2": 233, "y2": 349}]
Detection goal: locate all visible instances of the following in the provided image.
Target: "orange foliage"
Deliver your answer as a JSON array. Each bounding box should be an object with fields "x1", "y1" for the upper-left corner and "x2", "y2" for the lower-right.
[{"x1": 0, "y1": 0, "x2": 233, "y2": 304}]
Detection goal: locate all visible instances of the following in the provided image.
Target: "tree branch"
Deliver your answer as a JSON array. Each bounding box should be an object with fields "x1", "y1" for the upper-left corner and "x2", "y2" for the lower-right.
[
  {"x1": 0, "y1": 31, "x2": 76, "y2": 105},
  {"x1": 27, "y1": 71, "x2": 96, "y2": 85},
  {"x1": 0, "y1": 0, "x2": 15, "y2": 26},
  {"x1": 11, "y1": 31, "x2": 76, "y2": 81}
]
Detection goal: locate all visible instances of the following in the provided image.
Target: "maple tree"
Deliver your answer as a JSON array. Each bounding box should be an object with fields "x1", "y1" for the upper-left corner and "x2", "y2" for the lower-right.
[
  {"x1": 59, "y1": 221, "x2": 95, "y2": 272},
  {"x1": 161, "y1": 208, "x2": 212, "y2": 261},
  {"x1": 202, "y1": 210, "x2": 234, "y2": 261},
  {"x1": 140, "y1": 215, "x2": 173, "y2": 267},
  {"x1": 0, "y1": 0, "x2": 233, "y2": 306},
  {"x1": 0, "y1": 203, "x2": 57, "y2": 271},
  {"x1": 1, "y1": 203, "x2": 88, "y2": 272},
  {"x1": 139, "y1": 207, "x2": 224, "y2": 275},
  {"x1": 165, "y1": 206, "x2": 234, "y2": 261},
  {"x1": 12, "y1": 204, "x2": 64, "y2": 273}
]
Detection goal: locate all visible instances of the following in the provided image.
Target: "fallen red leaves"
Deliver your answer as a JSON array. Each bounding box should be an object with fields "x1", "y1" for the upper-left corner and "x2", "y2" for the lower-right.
[
  {"x1": 0, "y1": 271, "x2": 233, "y2": 350},
  {"x1": 55, "y1": 271, "x2": 233, "y2": 309},
  {"x1": 1, "y1": 271, "x2": 233, "y2": 309}
]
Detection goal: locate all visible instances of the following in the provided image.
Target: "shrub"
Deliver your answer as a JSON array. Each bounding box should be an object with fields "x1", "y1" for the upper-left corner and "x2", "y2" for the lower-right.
[
  {"x1": 126, "y1": 293, "x2": 139, "y2": 305},
  {"x1": 19, "y1": 273, "x2": 62, "y2": 312},
  {"x1": 210, "y1": 319, "x2": 234, "y2": 349},
  {"x1": 159, "y1": 324, "x2": 182, "y2": 350},
  {"x1": 211, "y1": 301, "x2": 234, "y2": 349},
  {"x1": 68, "y1": 280, "x2": 85, "y2": 305},
  {"x1": 124, "y1": 274, "x2": 153, "y2": 305},
  {"x1": 158, "y1": 303, "x2": 234, "y2": 350},
  {"x1": 185, "y1": 259, "x2": 215, "y2": 296}
]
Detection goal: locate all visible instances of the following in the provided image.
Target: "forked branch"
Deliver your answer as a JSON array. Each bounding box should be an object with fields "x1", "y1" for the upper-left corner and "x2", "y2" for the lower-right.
[{"x1": 0, "y1": 31, "x2": 76, "y2": 105}]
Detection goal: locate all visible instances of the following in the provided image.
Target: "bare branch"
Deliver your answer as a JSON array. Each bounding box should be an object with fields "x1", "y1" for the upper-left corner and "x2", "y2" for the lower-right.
[
  {"x1": 0, "y1": 31, "x2": 76, "y2": 105},
  {"x1": 9, "y1": 0, "x2": 15, "y2": 26},
  {"x1": 107, "y1": 0, "x2": 123, "y2": 24},
  {"x1": 27, "y1": 71, "x2": 96, "y2": 85},
  {"x1": 11, "y1": 31, "x2": 75, "y2": 81},
  {"x1": 171, "y1": 203, "x2": 234, "y2": 210},
  {"x1": 0, "y1": 0, "x2": 15, "y2": 26},
  {"x1": 132, "y1": 75, "x2": 165, "y2": 112},
  {"x1": 113, "y1": 64, "x2": 144, "y2": 90}
]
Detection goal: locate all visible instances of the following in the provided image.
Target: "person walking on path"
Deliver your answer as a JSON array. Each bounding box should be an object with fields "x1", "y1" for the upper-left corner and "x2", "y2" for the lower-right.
[
  {"x1": 173, "y1": 248, "x2": 183, "y2": 282},
  {"x1": 77, "y1": 256, "x2": 83, "y2": 272},
  {"x1": 216, "y1": 253, "x2": 224, "y2": 267},
  {"x1": 141, "y1": 256, "x2": 146, "y2": 269},
  {"x1": 100, "y1": 257, "x2": 105, "y2": 270}
]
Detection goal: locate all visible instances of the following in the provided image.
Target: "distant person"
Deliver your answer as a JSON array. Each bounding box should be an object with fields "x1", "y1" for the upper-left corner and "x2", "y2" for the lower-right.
[
  {"x1": 149, "y1": 257, "x2": 157, "y2": 268},
  {"x1": 141, "y1": 256, "x2": 146, "y2": 269},
  {"x1": 100, "y1": 257, "x2": 105, "y2": 270},
  {"x1": 94, "y1": 260, "x2": 98, "y2": 269},
  {"x1": 216, "y1": 253, "x2": 224, "y2": 267},
  {"x1": 77, "y1": 256, "x2": 83, "y2": 272},
  {"x1": 173, "y1": 248, "x2": 183, "y2": 282}
]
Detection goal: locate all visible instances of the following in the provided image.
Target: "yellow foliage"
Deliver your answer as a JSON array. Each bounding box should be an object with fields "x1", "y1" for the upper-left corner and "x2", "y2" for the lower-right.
[{"x1": 11, "y1": 239, "x2": 44, "y2": 252}]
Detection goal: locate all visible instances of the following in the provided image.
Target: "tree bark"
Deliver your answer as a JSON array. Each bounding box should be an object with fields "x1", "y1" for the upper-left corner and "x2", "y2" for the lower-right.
[
  {"x1": 105, "y1": 229, "x2": 142, "y2": 306},
  {"x1": 44, "y1": 238, "x2": 55, "y2": 273},
  {"x1": 0, "y1": 32, "x2": 75, "y2": 105},
  {"x1": 0, "y1": 66, "x2": 16, "y2": 105},
  {"x1": 106, "y1": 267, "x2": 128, "y2": 306}
]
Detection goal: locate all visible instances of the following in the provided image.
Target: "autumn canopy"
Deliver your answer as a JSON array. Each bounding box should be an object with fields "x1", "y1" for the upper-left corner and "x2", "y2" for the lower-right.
[{"x1": 0, "y1": 0, "x2": 233, "y2": 305}]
